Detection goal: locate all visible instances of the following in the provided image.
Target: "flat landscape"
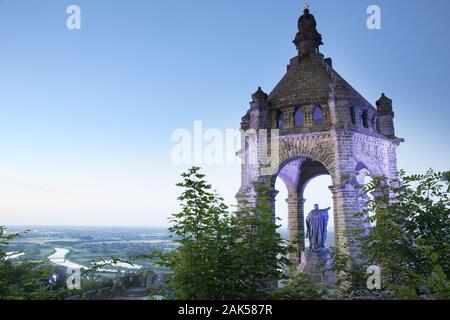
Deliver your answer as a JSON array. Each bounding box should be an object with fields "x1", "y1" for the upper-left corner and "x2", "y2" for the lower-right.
[{"x1": 5, "y1": 226, "x2": 175, "y2": 275}]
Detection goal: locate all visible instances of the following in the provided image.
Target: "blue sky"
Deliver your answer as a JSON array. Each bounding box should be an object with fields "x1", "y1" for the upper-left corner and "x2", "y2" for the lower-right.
[{"x1": 0, "y1": 0, "x2": 449, "y2": 227}]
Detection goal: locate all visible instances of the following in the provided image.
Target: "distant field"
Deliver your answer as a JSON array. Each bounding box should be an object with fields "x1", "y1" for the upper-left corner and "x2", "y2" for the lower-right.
[
  {"x1": 12, "y1": 238, "x2": 82, "y2": 245},
  {"x1": 6, "y1": 226, "x2": 335, "y2": 273},
  {"x1": 6, "y1": 226, "x2": 173, "y2": 273}
]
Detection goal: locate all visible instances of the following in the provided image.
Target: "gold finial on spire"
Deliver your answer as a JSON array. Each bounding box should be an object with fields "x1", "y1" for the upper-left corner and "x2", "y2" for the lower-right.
[{"x1": 304, "y1": 3, "x2": 310, "y2": 10}]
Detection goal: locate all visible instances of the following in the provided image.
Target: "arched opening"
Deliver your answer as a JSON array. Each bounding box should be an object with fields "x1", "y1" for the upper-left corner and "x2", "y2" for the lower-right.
[
  {"x1": 272, "y1": 157, "x2": 334, "y2": 261},
  {"x1": 275, "y1": 178, "x2": 289, "y2": 240},
  {"x1": 277, "y1": 110, "x2": 285, "y2": 129},
  {"x1": 350, "y1": 107, "x2": 356, "y2": 125},
  {"x1": 362, "y1": 111, "x2": 369, "y2": 128},
  {"x1": 356, "y1": 162, "x2": 375, "y2": 227},
  {"x1": 313, "y1": 105, "x2": 324, "y2": 124},
  {"x1": 303, "y1": 175, "x2": 334, "y2": 248},
  {"x1": 371, "y1": 115, "x2": 377, "y2": 132},
  {"x1": 294, "y1": 107, "x2": 304, "y2": 126}
]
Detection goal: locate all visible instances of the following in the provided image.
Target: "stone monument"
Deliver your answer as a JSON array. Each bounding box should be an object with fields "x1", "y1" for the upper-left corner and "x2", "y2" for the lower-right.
[
  {"x1": 300, "y1": 204, "x2": 334, "y2": 287},
  {"x1": 236, "y1": 5, "x2": 404, "y2": 286}
]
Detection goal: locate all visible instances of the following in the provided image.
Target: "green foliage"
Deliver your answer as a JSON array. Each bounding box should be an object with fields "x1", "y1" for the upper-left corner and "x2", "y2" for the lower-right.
[
  {"x1": 227, "y1": 183, "x2": 291, "y2": 299},
  {"x1": 330, "y1": 248, "x2": 369, "y2": 297},
  {"x1": 272, "y1": 273, "x2": 329, "y2": 300},
  {"x1": 154, "y1": 167, "x2": 291, "y2": 300},
  {"x1": 333, "y1": 169, "x2": 450, "y2": 300},
  {"x1": 155, "y1": 167, "x2": 234, "y2": 300},
  {"x1": 0, "y1": 227, "x2": 68, "y2": 300}
]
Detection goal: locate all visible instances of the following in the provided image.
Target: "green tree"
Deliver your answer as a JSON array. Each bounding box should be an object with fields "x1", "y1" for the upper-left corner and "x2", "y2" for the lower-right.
[
  {"x1": 157, "y1": 167, "x2": 233, "y2": 299},
  {"x1": 225, "y1": 183, "x2": 290, "y2": 300},
  {"x1": 333, "y1": 169, "x2": 450, "y2": 300},
  {"x1": 0, "y1": 227, "x2": 68, "y2": 300},
  {"x1": 272, "y1": 273, "x2": 328, "y2": 300},
  {"x1": 155, "y1": 167, "x2": 293, "y2": 300}
]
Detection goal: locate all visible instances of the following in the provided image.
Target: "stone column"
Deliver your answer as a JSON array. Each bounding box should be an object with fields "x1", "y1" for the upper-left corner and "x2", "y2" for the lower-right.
[
  {"x1": 298, "y1": 197, "x2": 306, "y2": 253},
  {"x1": 386, "y1": 143, "x2": 399, "y2": 180},
  {"x1": 253, "y1": 178, "x2": 279, "y2": 219},
  {"x1": 268, "y1": 189, "x2": 279, "y2": 220},
  {"x1": 286, "y1": 194, "x2": 306, "y2": 263},
  {"x1": 329, "y1": 185, "x2": 363, "y2": 260},
  {"x1": 324, "y1": 106, "x2": 331, "y2": 124},
  {"x1": 304, "y1": 106, "x2": 313, "y2": 125},
  {"x1": 285, "y1": 107, "x2": 295, "y2": 128}
]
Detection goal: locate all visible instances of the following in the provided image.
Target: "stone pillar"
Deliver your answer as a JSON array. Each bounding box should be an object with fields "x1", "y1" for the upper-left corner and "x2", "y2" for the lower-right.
[
  {"x1": 286, "y1": 195, "x2": 306, "y2": 263},
  {"x1": 268, "y1": 189, "x2": 279, "y2": 220},
  {"x1": 386, "y1": 143, "x2": 399, "y2": 180},
  {"x1": 298, "y1": 197, "x2": 306, "y2": 254},
  {"x1": 329, "y1": 185, "x2": 362, "y2": 259},
  {"x1": 236, "y1": 182, "x2": 279, "y2": 222},
  {"x1": 253, "y1": 176, "x2": 279, "y2": 217},
  {"x1": 324, "y1": 106, "x2": 331, "y2": 124},
  {"x1": 299, "y1": 250, "x2": 336, "y2": 289},
  {"x1": 328, "y1": 95, "x2": 352, "y2": 129},
  {"x1": 304, "y1": 106, "x2": 313, "y2": 125},
  {"x1": 285, "y1": 107, "x2": 295, "y2": 128}
]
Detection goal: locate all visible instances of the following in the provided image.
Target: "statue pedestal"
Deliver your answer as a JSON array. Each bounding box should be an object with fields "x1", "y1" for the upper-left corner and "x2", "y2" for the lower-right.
[{"x1": 298, "y1": 249, "x2": 335, "y2": 289}]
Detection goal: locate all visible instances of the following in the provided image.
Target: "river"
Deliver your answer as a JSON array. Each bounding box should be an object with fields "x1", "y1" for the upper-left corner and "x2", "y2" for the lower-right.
[
  {"x1": 48, "y1": 248, "x2": 142, "y2": 272},
  {"x1": 5, "y1": 252, "x2": 25, "y2": 260}
]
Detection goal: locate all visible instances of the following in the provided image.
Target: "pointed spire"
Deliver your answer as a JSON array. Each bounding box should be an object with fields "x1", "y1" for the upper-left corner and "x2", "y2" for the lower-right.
[{"x1": 293, "y1": 5, "x2": 323, "y2": 57}]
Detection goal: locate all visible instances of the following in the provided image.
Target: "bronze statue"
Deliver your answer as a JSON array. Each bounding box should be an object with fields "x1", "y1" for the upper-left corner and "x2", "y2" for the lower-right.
[{"x1": 306, "y1": 204, "x2": 330, "y2": 252}]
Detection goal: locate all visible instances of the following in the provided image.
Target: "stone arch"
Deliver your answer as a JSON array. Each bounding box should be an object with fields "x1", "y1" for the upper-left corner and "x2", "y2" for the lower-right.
[
  {"x1": 354, "y1": 161, "x2": 371, "y2": 186},
  {"x1": 271, "y1": 138, "x2": 337, "y2": 186},
  {"x1": 271, "y1": 157, "x2": 303, "y2": 191},
  {"x1": 269, "y1": 153, "x2": 333, "y2": 195},
  {"x1": 355, "y1": 161, "x2": 369, "y2": 173},
  {"x1": 267, "y1": 143, "x2": 336, "y2": 262},
  {"x1": 299, "y1": 171, "x2": 330, "y2": 195},
  {"x1": 353, "y1": 160, "x2": 381, "y2": 232},
  {"x1": 352, "y1": 156, "x2": 384, "y2": 179}
]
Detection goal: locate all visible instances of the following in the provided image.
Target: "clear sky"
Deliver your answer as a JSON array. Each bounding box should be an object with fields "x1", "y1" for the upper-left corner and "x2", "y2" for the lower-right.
[{"x1": 0, "y1": 0, "x2": 449, "y2": 227}]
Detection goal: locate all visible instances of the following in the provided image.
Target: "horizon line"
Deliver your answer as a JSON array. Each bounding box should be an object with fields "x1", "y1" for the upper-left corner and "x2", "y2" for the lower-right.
[
  {"x1": 4, "y1": 224, "x2": 171, "y2": 229},
  {"x1": 4, "y1": 224, "x2": 292, "y2": 231}
]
